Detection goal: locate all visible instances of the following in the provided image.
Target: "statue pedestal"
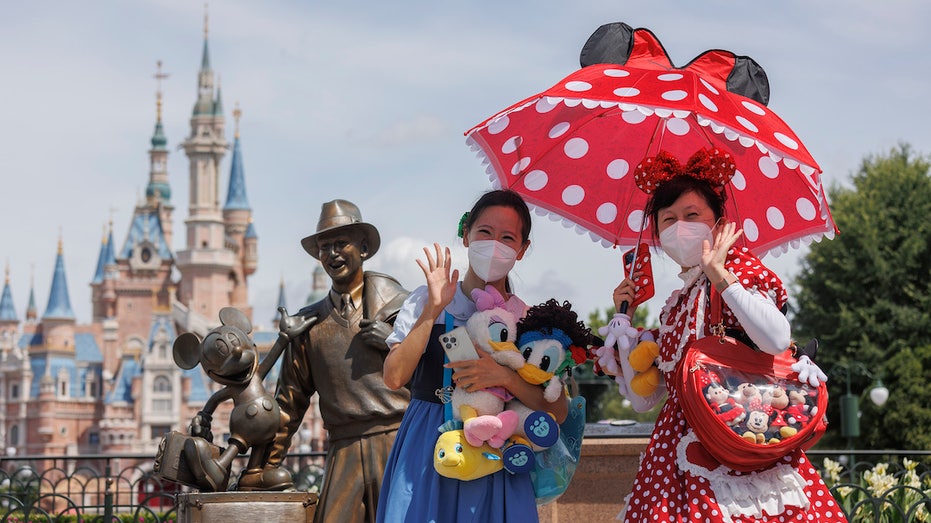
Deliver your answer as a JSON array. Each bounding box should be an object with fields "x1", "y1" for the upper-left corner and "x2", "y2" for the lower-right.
[{"x1": 176, "y1": 492, "x2": 318, "y2": 523}]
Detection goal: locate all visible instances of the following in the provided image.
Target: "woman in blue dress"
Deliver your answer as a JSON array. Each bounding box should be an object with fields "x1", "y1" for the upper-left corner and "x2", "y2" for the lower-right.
[{"x1": 378, "y1": 190, "x2": 569, "y2": 522}]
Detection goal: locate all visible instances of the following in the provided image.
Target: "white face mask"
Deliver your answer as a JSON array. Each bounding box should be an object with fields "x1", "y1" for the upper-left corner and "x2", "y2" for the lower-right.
[
  {"x1": 468, "y1": 240, "x2": 518, "y2": 282},
  {"x1": 659, "y1": 221, "x2": 713, "y2": 268}
]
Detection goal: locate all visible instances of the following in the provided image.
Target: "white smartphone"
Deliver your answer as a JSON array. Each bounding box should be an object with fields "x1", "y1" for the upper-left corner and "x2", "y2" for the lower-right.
[{"x1": 439, "y1": 326, "x2": 479, "y2": 361}]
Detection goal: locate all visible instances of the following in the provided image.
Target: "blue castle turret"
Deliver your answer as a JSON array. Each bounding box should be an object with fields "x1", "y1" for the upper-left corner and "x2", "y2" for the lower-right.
[
  {"x1": 92, "y1": 225, "x2": 117, "y2": 284},
  {"x1": 223, "y1": 129, "x2": 251, "y2": 211},
  {"x1": 44, "y1": 239, "x2": 75, "y2": 320},
  {"x1": 0, "y1": 265, "x2": 16, "y2": 323}
]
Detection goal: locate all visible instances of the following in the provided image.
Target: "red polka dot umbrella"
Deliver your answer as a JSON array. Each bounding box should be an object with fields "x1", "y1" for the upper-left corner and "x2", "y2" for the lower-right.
[{"x1": 465, "y1": 23, "x2": 838, "y2": 257}]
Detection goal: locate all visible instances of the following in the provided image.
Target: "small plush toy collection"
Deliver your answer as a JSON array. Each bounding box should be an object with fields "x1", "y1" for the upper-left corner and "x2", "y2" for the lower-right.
[
  {"x1": 698, "y1": 365, "x2": 820, "y2": 445},
  {"x1": 433, "y1": 287, "x2": 594, "y2": 481}
]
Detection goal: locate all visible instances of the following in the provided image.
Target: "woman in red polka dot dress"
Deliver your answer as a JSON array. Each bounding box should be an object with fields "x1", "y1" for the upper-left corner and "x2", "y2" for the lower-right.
[{"x1": 607, "y1": 149, "x2": 846, "y2": 522}]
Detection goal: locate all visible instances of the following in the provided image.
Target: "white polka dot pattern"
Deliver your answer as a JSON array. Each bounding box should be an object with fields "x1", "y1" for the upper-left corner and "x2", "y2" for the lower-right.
[
  {"x1": 618, "y1": 249, "x2": 845, "y2": 521},
  {"x1": 465, "y1": 63, "x2": 837, "y2": 255}
]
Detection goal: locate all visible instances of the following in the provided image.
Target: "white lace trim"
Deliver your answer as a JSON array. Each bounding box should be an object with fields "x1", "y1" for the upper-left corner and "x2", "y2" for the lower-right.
[
  {"x1": 616, "y1": 492, "x2": 631, "y2": 521},
  {"x1": 657, "y1": 267, "x2": 707, "y2": 373},
  {"x1": 676, "y1": 430, "x2": 810, "y2": 522}
]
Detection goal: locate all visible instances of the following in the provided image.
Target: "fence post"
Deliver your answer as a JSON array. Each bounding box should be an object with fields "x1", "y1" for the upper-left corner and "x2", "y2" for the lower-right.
[{"x1": 104, "y1": 461, "x2": 113, "y2": 523}]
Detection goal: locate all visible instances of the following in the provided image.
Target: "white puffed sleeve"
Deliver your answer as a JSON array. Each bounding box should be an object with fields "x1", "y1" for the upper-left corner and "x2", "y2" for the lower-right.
[{"x1": 719, "y1": 283, "x2": 791, "y2": 355}]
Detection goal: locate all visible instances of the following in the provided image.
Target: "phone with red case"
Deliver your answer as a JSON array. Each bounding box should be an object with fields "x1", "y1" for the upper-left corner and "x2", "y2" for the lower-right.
[{"x1": 622, "y1": 243, "x2": 655, "y2": 309}]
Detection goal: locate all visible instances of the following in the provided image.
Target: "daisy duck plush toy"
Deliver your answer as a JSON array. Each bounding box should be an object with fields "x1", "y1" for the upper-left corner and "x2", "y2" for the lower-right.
[{"x1": 446, "y1": 285, "x2": 527, "y2": 449}]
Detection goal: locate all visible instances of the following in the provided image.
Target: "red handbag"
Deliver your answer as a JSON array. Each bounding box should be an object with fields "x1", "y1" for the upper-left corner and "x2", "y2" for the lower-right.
[{"x1": 678, "y1": 289, "x2": 828, "y2": 472}]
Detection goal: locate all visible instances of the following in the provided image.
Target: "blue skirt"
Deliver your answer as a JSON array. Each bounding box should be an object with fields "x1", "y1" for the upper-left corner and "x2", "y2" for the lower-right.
[{"x1": 376, "y1": 398, "x2": 538, "y2": 523}]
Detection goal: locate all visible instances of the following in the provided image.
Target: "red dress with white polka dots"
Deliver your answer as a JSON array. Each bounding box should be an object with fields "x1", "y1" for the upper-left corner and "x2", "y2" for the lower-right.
[{"x1": 621, "y1": 247, "x2": 846, "y2": 523}]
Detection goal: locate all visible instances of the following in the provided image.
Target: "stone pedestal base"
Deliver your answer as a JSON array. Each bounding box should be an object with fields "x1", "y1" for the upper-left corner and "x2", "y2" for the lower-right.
[
  {"x1": 538, "y1": 432, "x2": 649, "y2": 522},
  {"x1": 176, "y1": 492, "x2": 318, "y2": 523}
]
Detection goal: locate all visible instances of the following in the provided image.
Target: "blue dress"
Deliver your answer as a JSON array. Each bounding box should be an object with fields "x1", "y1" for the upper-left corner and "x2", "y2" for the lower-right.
[{"x1": 376, "y1": 285, "x2": 537, "y2": 523}]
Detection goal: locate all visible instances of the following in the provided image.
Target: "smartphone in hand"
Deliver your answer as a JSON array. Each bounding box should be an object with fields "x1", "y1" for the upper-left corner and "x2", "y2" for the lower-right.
[
  {"x1": 623, "y1": 243, "x2": 655, "y2": 308},
  {"x1": 439, "y1": 326, "x2": 479, "y2": 361}
]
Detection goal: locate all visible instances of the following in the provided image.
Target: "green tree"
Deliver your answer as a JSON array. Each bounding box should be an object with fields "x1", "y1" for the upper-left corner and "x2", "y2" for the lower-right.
[
  {"x1": 793, "y1": 144, "x2": 931, "y2": 450},
  {"x1": 580, "y1": 306, "x2": 662, "y2": 423}
]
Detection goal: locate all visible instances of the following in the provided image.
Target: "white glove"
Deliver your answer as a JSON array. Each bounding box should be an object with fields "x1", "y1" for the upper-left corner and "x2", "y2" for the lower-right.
[
  {"x1": 792, "y1": 355, "x2": 828, "y2": 387},
  {"x1": 596, "y1": 313, "x2": 638, "y2": 377},
  {"x1": 598, "y1": 313, "x2": 638, "y2": 352}
]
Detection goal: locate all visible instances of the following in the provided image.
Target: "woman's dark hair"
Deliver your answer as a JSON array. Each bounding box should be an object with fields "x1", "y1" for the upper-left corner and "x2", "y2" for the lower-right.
[
  {"x1": 643, "y1": 176, "x2": 727, "y2": 239},
  {"x1": 463, "y1": 189, "x2": 532, "y2": 243}
]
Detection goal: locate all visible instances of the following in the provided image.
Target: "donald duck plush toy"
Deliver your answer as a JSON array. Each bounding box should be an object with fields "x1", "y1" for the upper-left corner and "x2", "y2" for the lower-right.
[{"x1": 499, "y1": 299, "x2": 593, "y2": 474}]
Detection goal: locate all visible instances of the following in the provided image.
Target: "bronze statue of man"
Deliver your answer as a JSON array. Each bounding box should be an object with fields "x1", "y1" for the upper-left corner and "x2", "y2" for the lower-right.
[{"x1": 239, "y1": 199, "x2": 410, "y2": 523}]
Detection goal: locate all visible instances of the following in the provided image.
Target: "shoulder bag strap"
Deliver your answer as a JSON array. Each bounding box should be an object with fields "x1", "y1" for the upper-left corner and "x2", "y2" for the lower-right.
[
  {"x1": 443, "y1": 311, "x2": 454, "y2": 422},
  {"x1": 708, "y1": 284, "x2": 726, "y2": 339}
]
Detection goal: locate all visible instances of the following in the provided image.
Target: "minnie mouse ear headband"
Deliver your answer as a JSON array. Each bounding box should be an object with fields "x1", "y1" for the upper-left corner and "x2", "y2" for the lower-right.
[
  {"x1": 634, "y1": 148, "x2": 736, "y2": 195},
  {"x1": 699, "y1": 369, "x2": 723, "y2": 390}
]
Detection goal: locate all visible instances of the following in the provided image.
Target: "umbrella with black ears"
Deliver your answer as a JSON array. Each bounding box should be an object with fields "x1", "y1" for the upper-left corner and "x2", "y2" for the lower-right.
[{"x1": 465, "y1": 22, "x2": 837, "y2": 258}]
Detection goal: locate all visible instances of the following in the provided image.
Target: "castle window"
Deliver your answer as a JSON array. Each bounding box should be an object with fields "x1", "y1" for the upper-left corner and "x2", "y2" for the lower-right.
[
  {"x1": 9, "y1": 425, "x2": 19, "y2": 446},
  {"x1": 153, "y1": 375, "x2": 171, "y2": 393},
  {"x1": 57, "y1": 368, "x2": 70, "y2": 398},
  {"x1": 152, "y1": 375, "x2": 172, "y2": 412},
  {"x1": 151, "y1": 425, "x2": 171, "y2": 439},
  {"x1": 85, "y1": 374, "x2": 98, "y2": 398},
  {"x1": 10, "y1": 383, "x2": 19, "y2": 399}
]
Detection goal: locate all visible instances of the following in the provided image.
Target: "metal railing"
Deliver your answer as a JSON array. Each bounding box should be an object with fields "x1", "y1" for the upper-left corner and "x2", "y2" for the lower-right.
[
  {"x1": 2, "y1": 448, "x2": 930, "y2": 522},
  {"x1": 0, "y1": 452, "x2": 325, "y2": 523}
]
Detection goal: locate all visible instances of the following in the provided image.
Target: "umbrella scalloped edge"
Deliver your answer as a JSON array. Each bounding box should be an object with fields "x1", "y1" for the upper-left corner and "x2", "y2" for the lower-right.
[{"x1": 529, "y1": 96, "x2": 821, "y2": 174}]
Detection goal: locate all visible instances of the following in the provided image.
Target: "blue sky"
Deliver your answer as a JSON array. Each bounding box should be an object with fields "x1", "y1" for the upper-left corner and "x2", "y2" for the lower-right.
[{"x1": 2, "y1": 1, "x2": 929, "y2": 329}]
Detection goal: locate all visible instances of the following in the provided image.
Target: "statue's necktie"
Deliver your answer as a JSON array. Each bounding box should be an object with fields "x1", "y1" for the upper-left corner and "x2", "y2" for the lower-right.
[{"x1": 340, "y1": 293, "x2": 354, "y2": 319}]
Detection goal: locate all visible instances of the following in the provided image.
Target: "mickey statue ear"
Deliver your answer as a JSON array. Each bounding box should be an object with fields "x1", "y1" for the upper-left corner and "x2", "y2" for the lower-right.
[
  {"x1": 173, "y1": 332, "x2": 203, "y2": 370},
  {"x1": 219, "y1": 307, "x2": 252, "y2": 334}
]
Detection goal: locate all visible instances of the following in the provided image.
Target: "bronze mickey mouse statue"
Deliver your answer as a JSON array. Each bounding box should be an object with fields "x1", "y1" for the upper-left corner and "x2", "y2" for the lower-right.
[{"x1": 172, "y1": 306, "x2": 316, "y2": 491}]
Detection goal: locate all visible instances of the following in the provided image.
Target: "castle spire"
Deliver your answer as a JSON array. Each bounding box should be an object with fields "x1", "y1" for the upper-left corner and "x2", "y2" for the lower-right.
[
  {"x1": 202, "y1": 5, "x2": 210, "y2": 68},
  {"x1": 147, "y1": 61, "x2": 172, "y2": 205},
  {"x1": 26, "y1": 265, "x2": 37, "y2": 322},
  {"x1": 93, "y1": 221, "x2": 118, "y2": 284},
  {"x1": 92, "y1": 224, "x2": 109, "y2": 284},
  {"x1": 43, "y1": 237, "x2": 75, "y2": 320},
  {"x1": 0, "y1": 263, "x2": 17, "y2": 322},
  {"x1": 104, "y1": 220, "x2": 117, "y2": 268},
  {"x1": 151, "y1": 61, "x2": 169, "y2": 149},
  {"x1": 213, "y1": 76, "x2": 224, "y2": 116},
  {"x1": 274, "y1": 276, "x2": 287, "y2": 325},
  {"x1": 178, "y1": 6, "x2": 233, "y2": 318},
  {"x1": 194, "y1": 5, "x2": 215, "y2": 116},
  {"x1": 277, "y1": 276, "x2": 287, "y2": 309},
  {"x1": 224, "y1": 103, "x2": 250, "y2": 211}
]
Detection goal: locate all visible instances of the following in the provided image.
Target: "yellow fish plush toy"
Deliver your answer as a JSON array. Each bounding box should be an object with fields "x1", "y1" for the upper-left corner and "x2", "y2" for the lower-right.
[{"x1": 434, "y1": 429, "x2": 503, "y2": 481}]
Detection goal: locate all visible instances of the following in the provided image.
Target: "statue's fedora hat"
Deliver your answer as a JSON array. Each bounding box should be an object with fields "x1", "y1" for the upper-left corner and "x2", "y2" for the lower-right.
[{"x1": 301, "y1": 199, "x2": 380, "y2": 259}]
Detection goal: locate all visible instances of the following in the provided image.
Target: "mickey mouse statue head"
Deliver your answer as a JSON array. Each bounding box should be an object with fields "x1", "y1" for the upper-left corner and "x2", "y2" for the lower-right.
[{"x1": 173, "y1": 306, "x2": 315, "y2": 491}]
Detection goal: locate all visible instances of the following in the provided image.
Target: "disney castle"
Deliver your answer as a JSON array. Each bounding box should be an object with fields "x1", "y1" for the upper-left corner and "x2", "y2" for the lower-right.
[{"x1": 0, "y1": 20, "x2": 327, "y2": 461}]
